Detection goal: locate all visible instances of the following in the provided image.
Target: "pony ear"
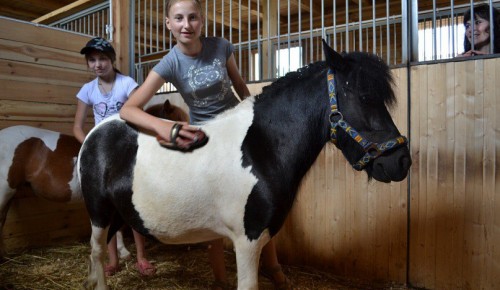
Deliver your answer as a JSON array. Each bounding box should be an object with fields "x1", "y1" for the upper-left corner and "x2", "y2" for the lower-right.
[
  {"x1": 163, "y1": 99, "x2": 173, "y2": 113},
  {"x1": 322, "y1": 39, "x2": 347, "y2": 72}
]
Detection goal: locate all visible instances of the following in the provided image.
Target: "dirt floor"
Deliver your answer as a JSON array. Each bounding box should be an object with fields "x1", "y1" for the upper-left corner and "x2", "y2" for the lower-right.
[{"x1": 0, "y1": 238, "x2": 414, "y2": 290}]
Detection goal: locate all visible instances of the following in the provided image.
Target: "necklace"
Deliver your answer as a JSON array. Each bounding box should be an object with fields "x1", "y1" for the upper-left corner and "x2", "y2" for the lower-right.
[{"x1": 98, "y1": 75, "x2": 116, "y2": 96}]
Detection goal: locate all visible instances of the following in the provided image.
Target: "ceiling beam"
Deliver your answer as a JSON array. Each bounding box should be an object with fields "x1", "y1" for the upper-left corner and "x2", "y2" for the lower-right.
[{"x1": 32, "y1": 0, "x2": 102, "y2": 24}]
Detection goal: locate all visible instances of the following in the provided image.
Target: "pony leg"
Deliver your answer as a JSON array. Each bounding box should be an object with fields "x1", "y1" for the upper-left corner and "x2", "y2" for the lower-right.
[
  {"x1": 115, "y1": 229, "x2": 131, "y2": 260},
  {"x1": 83, "y1": 225, "x2": 109, "y2": 290},
  {"x1": 0, "y1": 190, "x2": 14, "y2": 259},
  {"x1": 233, "y1": 232, "x2": 270, "y2": 290}
]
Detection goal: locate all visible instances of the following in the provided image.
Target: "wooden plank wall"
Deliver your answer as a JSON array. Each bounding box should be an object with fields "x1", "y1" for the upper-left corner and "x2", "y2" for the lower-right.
[
  {"x1": 0, "y1": 17, "x2": 94, "y2": 133},
  {"x1": 0, "y1": 17, "x2": 93, "y2": 251},
  {"x1": 275, "y1": 59, "x2": 500, "y2": 290},
  {"x1": 409, "y1": 59, "x2": 500, "y2": 289}
]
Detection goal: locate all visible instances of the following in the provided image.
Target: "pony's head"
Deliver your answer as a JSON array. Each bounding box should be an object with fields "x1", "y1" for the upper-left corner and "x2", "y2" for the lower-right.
[
  {"x1": 145, "y1": 99, "x2": 189, "y2": 122},
  {"x1": 322, "y1": 40, "x2": 411, "y2": 182}
]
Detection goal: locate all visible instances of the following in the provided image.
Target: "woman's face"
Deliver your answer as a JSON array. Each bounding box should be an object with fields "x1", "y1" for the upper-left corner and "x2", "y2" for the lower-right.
[
  {"x1": 465, "y1": 14, "x2": 491, "y2": 49},
  {"x1": 166, "y1": 1, "x2": 204, "y2": 46},
  {"x1": 87, "y1": 51, "x2": 113, "y2": 77}
]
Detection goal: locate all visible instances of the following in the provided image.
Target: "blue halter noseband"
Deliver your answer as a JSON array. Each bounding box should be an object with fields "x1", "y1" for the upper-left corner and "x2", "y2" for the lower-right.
[{"x1": 328, "y1": 68, "x2": 408, "y2": 171}]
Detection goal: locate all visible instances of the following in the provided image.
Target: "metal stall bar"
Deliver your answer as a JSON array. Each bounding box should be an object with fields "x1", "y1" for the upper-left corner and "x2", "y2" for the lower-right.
[
  {"x1": 162, "y1": 0, "x2": 166, "y2": 51},
  {"x1": 213, "y1": 0, "x2": 216, "y2": 36},
  {"x1": 155, "y1": 0, "x2": 159, "y2": 53},
  {"x1": 143, "y1": 0, "x2": 146, "y2": 55},
  {"x1": 230, "y1": 0, "x2": 233, "y2": 43},
  {"x1": 298, "y1": 0, "x2": 302, "y2": 69},
  {"x1": 489, "y1": 0, "x2": 495, "y2": 53},
  {"x1": 345, "y1": 0, "x2": 349, "y2": 52},
  {"x1": 288, "y1": 0, "x2": 291, "y2": 73},
  {"x1": 249, "y1": 0, "x2": 252, "y2": 80},
  {"x1": 310, "y1": 0, "x2": 313, "y2": 61},
  {"x1": 222, "y1": 0, "x2": 225, "y2": 39},
  {"x1": 130, "y1": 0, "x2": 136, "y2": 78},
  {"x1": 386, "y1": 0, "x2": 390, "y2": 62},
  {"x1": 470, "y1": 0, "x2": 474, "y2": 50},
  {"x1": 432, "y1": 0, "x2": 437, "y2": 59},
  {"x1": 373, "y1": 0, "x2": 376, "y2": 54},
  {"x1": 149, "y1": 0, "x2": 152, "y2": 54},
  {"x1": 333, "y1": 0, "x2": 337, "y2": 51},
  {"x1": 359, "y1": 0, "x2": 362, "y2": 51},
  {"x1": 451, "y1": 0, "x2": 455, "y2": 56},
  {"x1": 257, "y1": 0, "x2": 261, "y2": 81},
  {"x1": 321, "y1": 0, "x2": 325, "y2": 40},
  {"x1": 137, "y1": 0, "x2": 141, "y2": 58},
  {"x1": 238, "y1": 0, "x2": 242, "y2": 75},
  {"x1": 205, "y1": 0, "x2": 208, "y2": 36},
  {"x1": 267, "y1": 0, "x2": 271, "y2": 80}
]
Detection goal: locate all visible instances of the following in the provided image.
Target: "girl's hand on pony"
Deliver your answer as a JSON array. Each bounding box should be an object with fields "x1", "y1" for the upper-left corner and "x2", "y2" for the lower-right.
[{"x1": 156, "y1": 121, "x2": 208, "y2": 152}]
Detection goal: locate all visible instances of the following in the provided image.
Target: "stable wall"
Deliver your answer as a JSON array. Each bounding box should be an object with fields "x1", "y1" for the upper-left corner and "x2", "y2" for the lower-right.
[
  {"x1": 0, "y1": 17, "x2": 94, "y2": 250},
  {"x1": 0, "y1": 17, "x2": 94, "y2": 134},
  {"x1": 275, "y1": 58, "x2": 499, "y2": 290},
  {"x1": 408, "y1": 58, "x2": 500, "y2": 290}
]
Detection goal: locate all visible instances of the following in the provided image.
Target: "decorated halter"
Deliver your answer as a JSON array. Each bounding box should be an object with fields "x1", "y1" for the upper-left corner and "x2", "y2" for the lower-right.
[{"x1": 328, "y1": 68, "x2": 408, "y2": 171}]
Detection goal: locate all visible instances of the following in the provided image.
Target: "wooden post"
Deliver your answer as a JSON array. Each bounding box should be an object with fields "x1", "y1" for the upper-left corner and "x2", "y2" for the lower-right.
[{"x1": 111, "y1": 0, "x2": 131, "y2": 76}]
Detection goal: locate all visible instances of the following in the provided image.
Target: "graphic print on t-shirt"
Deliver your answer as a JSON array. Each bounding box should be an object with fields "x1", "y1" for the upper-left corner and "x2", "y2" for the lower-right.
[
  {"x1": 94, "y1": 101, "x2": 124, "y2": 118},
  {"x1": 187, "y1": 58, "x2": 231, "y2": 107}
]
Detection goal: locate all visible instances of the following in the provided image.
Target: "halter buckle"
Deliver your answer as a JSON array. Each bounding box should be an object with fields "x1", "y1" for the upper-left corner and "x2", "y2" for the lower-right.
[{"x1": 329, "y1": 110, "x2": 343, "y2": 124}]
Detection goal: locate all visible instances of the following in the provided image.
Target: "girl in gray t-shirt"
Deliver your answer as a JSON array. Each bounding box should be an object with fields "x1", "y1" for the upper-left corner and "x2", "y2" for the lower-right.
[
  {"x1": 120, "y1": 0, "x2": 290, "y2": 289},
  {"x1": 153, "y1": 37, "x2": 243, "y2": 124}
]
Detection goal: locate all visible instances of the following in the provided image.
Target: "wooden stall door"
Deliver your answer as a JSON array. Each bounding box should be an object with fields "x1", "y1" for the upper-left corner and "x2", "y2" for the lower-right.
[{"x1": 409, "y1": 59, "x2": 500, "y2": 290}]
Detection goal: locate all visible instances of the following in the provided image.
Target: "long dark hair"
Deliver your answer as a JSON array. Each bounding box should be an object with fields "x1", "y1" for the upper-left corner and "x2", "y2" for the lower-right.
[{"x1": 463, "y1": 3, "x2": 500, "y2": 53}]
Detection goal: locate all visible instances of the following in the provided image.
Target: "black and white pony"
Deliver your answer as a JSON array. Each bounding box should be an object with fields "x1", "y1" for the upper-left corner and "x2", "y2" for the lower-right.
[{"x1": 79, "y1": 40, "x2": 411, "y2": 289}]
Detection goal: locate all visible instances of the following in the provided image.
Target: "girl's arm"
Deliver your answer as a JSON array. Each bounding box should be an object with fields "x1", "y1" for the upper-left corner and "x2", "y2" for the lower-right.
[
  {"x1": 73, "y1": 100, "x2": 90, "y2": 143},
  {"x1": 227, "y1": 54, "x2": 251, "y2": 100},
  {"x1": 120, "y1": 71, "x2": 201, "y2": 148}
]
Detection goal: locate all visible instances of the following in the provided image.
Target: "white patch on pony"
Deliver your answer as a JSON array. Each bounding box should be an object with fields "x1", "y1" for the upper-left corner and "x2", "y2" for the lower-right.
[
  {"x1": 233, "y1": 229, "x2": 271, "y2": 289},
  {"x1": 67, "y1": 157, "x2": 82, "y2": 202},
  {"x1": 131, "y1": 98, "x2": 258, "y2": 244},
  {"x1": 85, "y1": 224, "x2": 109, "y2": 290},
  {"x1": 0, "y1": 126, "x2": 61, "y2": 205}
]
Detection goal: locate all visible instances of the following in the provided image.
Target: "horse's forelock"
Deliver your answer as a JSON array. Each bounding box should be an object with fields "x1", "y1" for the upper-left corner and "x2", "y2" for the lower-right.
[{"x1": 344, "y1": 52, "x2": 396, "y2": 109}]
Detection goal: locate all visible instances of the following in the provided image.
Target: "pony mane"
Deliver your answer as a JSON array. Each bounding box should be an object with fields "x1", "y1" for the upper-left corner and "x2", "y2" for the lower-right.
[
  {"x1": 258, "y1": 52, "x2": 396, "y2": 109},
  {"x1": 259, "y1": 61, "x2": 327, "y2": 99}
]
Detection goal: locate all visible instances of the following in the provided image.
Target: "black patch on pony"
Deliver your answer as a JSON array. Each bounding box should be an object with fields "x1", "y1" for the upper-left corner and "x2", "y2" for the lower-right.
[
  {"x1": 240, "y1": 51, "x2": 402, "y2": 240},
  {"x1": 241, "y1": 62, "x2": 331, "y2": 240},
  {"x1": 80, "y1": 120, "x2": 150, "y2": 239}
]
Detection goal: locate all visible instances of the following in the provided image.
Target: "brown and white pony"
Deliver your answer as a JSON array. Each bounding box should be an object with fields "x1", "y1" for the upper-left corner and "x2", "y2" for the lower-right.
[{"x1": 0, "y1": 100, "x2": 188, "y2": 257}]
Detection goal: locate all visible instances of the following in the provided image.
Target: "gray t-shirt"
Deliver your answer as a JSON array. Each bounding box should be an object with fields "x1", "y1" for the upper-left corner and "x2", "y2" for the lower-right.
[{"x1": 153, "y1": 37, "x2": 239, "y2": 124}]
